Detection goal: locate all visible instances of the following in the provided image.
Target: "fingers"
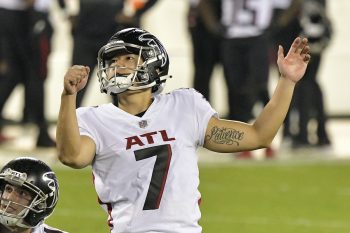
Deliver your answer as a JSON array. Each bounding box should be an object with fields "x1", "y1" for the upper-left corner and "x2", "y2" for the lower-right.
[
  {"x1": 303, "y1": 53, "x2": 311, "y2": 63},
  {"x1": 64, "y1": 65, "x2": 90, "y2": 94},
  {"x1": 72, "y1": 65, "x2": 90, "y2": 78},
  {"x1": 277, "y1": 45, "x2": 284, "y2": 58},
  {"x1": 289, "y1": 37, "x2": 300, "y2": 54},
  {"x1": 300, "y1": 43, "x2": 310, "y2": 55},
  {"x1": 277, "y1": 45, "x2": 284, "y2": 65},
  {"x1": 287, "y1": 37, "x2": 311, "y2": 64},
  {"x1": 84, "y1": 66, "x2": 90, "y2": 74},
  {"x1": 301, "y1": 45, "x2": 311, "y2": 62},
  {"x1": 66, "y1": 65, "x2": 89, "y2": 82},
  {"x1": 293, "y1": 37, "x2": 309, "y2": 54},
  {"x1": 298, "y1": 38, "x2": 311, "y2": 63}
]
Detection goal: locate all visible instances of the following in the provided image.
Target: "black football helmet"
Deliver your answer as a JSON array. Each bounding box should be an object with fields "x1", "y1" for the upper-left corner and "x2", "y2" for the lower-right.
[
  {"x1": 0, "y1": 157, "x2": 59, "y2": 229},
  {"x1": 97, "y1": 27, "x2": 171, "y2": 95}
]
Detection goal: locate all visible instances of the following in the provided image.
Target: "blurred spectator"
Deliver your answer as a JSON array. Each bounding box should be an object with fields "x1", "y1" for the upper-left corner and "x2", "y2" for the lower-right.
[
  {"x1": 271, "y1": 0, "x2": 332, "y2": 149},
  {"x1": 23, "y1": 0, "x2": 65, "y2": 124},
  {"x1": 219, "y1": 0, "x2": 271, "y2": 124},
  {"x1": 202, "y1": 0, "x2": 291, "y2": 158},
  {"x1": 71, "y1": 0, "x2": 158, "y2": 108},
  {"x1": 293, "y1": 0, "x2": 332, "y2": 148},
  {"x1": 187, "y1": 0, "x2": 222, "y2": 101},
  {"x1": 268, "y1": 0, "x2": 301, "y2": 143},
  {"x1": 0, "y1": 0, "x2": 32, "y2": 144},
  {"x1": 116, "y1": 0, "x2": 158, "y2": 29},
  {"x1": 0, "y1": 0, "x2": 65, "y2": 147},
  {"x1": 0, "y1": 27, "x2": 9, "y2": 144}
]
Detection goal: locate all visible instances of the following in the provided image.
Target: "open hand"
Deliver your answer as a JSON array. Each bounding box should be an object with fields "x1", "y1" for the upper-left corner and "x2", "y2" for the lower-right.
[
  {"x1": 63, "y1": 65, "x2": 90, "y2": 95},
  {"x1": 277, "y1": 37, "x2": 311, "y2": 83}
]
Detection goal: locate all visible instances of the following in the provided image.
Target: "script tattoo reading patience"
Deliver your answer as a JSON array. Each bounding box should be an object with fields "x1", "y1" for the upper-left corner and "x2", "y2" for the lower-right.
[{"x1": 206, "y1": 126, "x2": 244, "y2": 146}]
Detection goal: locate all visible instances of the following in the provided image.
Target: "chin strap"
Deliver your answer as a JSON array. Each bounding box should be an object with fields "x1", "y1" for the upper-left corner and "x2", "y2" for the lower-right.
[
  {"x1": 105, "y1": 74, "x2": 172, "y2": 95},
  {"x1": 127, "y1": 74, "x2": 172, "y2": 91}
]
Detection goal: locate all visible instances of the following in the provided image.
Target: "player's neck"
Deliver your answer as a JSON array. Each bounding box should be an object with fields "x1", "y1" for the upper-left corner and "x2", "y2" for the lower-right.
[{"x1": 117, "y1": 89, "x2": 153, "y2": 115}]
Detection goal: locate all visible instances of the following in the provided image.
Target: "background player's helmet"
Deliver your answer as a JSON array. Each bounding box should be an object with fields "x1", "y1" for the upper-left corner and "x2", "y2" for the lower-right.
[
  {"x1": 97, "y1": 27, "x2": 171, "y2": 95},
  {"x1": 299, "y1": 0, "x2": 332, "y2": 53},
  {"x1": 0, "y1": 157, "x2": 59, "y2": 229}
]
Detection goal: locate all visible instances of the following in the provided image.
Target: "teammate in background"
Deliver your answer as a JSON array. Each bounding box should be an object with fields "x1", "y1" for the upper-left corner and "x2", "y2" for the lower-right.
[
  {"x1": 201, "y1": 0, "x2": 293, "y2": 158},
  {"x1": 187, "y1": 0, "x2": 222, "y2": 102},
  {"x1": 271, "y1": 0, "x2": 332, "y2": 149},
  {"x1": 292, "y1": 0, "x2": 332, "y2": 148},
  {"x1": 0, "y1": 0, "x2": 66, "y2": 147},
  {"x1": 0, "y1": 157, "x2": 65, "y2": 233},
  {"x1": 56, "y1": 28, "x2": 310, "y2": 232},
  {"x1": 268, "y1": 0, "x2": 302, "y2": 143}
]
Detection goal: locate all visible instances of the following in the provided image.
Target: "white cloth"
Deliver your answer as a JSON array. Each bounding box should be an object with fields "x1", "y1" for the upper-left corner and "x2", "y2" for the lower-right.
[
  {"x1": 33, "y1": 0, "x2": 52, "y2": 12},
  {"x1": 77, "y1": 88, "x2": 217, "y2": 233},
  {"x1": 0, "y1": 0, "x2": 27, "y2": 10},
  {"x1": 221, "y1": 0, "x2": 291, "y2": 38},
  {"x1": 0, "y1": 0, "x2": 54, "y2": 12}
]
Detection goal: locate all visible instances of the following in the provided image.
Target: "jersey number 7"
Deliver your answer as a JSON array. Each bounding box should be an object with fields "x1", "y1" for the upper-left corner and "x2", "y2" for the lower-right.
[{"x1": 134, "y1": 144, "x2": 172, "y2": 210}]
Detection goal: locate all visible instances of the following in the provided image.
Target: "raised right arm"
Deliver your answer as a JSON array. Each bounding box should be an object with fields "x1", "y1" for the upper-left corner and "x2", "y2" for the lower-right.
[{"x1": 56, "y1": 65, "x2": 95, "y2": 169}]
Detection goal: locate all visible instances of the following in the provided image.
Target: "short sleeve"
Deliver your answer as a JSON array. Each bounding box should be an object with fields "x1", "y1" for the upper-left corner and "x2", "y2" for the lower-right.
[
  {"x1": 76, "y1": 107, "x2": 101, "y2": 153},
  {"x1": 191, "y1": 89, "x2": 218, "y2": 146}
]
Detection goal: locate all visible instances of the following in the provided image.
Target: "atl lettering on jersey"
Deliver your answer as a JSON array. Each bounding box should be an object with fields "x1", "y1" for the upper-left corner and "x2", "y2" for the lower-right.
[{"x1": 125, "y1": 130, "x2": 175, "y2": 150}]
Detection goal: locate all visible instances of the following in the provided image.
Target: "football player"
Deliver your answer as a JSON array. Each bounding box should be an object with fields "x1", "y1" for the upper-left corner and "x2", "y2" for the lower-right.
[
  {"x1": 56, "y1": 28, "x2": 310, "y2": 232},
  {"x1": 0, "y1": 157, "x2": 66, "y2": 233}
]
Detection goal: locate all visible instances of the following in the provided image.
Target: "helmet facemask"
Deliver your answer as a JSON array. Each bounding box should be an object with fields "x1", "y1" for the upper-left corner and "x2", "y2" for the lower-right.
[{"x1": 97, "y1": 39, "x2": 170, "y2": 95}]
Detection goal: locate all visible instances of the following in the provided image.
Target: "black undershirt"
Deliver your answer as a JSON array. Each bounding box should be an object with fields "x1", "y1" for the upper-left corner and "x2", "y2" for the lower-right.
[
  {"x1": 135, "y1": 110, "x2": 146, "y2": 117},
  {"x1": 114, "y1": 98, "x2": 153, "y2": 117}
]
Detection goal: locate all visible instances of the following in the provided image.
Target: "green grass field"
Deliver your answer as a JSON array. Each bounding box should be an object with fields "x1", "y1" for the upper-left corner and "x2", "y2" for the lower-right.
[{"x1": 46, "y1": 160, "x2": 350, "y2": 233}]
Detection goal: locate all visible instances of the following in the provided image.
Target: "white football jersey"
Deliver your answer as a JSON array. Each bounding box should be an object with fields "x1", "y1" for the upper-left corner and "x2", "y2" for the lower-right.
[
  {"x1": 0, "y1": 0, "x2": 27, "y2": 10},
  {"x1": 77, "y1": 88, "x2": 217, "y2": 233},
  {"x1": 32, "y1": 223, "x2": 68, "y2": 233},
  {"x1": 221, "y1": 0, "x2": 291, "y2": 38}
]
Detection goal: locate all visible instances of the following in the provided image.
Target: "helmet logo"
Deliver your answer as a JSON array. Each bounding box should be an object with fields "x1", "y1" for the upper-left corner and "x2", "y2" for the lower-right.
[
  {"x1": 42, "y1": 172, "x2": 58, "y2": 207},
  {"x1": 138, "y1": 33, "x2": 167, "y2": 67}
]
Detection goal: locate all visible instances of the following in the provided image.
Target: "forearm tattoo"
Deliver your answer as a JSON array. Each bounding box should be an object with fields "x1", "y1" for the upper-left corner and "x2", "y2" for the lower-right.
[{"x1": 206, "y1": 126, "x2": 244, "y2": 146}]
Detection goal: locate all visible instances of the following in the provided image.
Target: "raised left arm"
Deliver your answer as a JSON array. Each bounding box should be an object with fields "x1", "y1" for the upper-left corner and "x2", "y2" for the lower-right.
[{"x1": 204, "y1": 37, "x2": 310, "y2": 153}]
